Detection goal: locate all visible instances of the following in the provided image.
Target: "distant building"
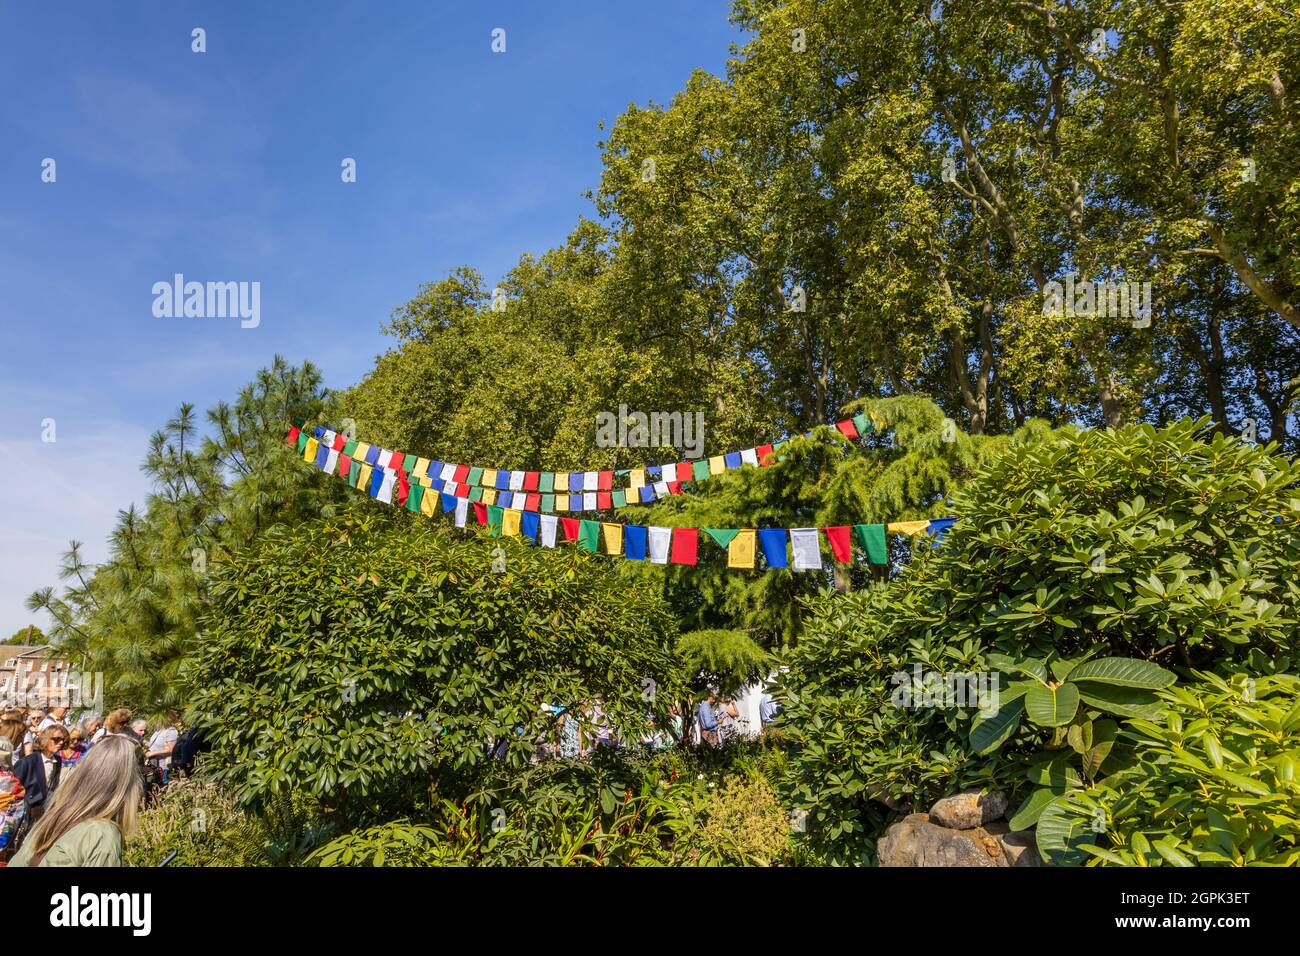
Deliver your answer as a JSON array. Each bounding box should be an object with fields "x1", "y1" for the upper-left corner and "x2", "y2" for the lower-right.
[{"x1": 0, "y1": 645, "x2": 77, "y2": 709}]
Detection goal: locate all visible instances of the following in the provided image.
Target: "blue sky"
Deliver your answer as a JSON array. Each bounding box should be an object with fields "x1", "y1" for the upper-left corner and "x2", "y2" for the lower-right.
[{"x1": 0, "y1": 1, "x2": 742, "y2": 636}]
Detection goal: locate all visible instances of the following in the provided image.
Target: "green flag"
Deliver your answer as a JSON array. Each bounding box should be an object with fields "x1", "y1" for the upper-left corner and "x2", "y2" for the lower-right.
[
  {"x1": 467, "y1": 466, "x2": 484, "y2": 486},
  {"x1": 469, "y1": 486, "x2": 484, "y2": 502},
  {"x1": 406, "y1": 483, "x2": 425, "y2": 513},
  {"x1": 578, "y1": 519, "x2": 601, "y2": 552},
  {"x1": 342, "y1": 439, "x2": 358, "y2": 457},
  {"x1": 487, "y1": 505, "x2": 504, "y2": 536},
  {"x1": 692, "y1": 459, "x2": 711, "y2": 482},
  {"x1": 541, "y1": 493, "x2": 555, "y2": 513},
  {"x1": 539, "y1": 472, "x2": 555, "y2": 493},
  {"x1": 854, "y1": 524, "x2": 888, "y2": 564},
  {"x1": 611, "y1": 490, "x2": 627, "y2": 509},
  {"x1": 853, "y1": 413, "x2": 871, "y2": 436},
  {"x1": 703, "y1": 528, "x2": 740, "y2": 549}
]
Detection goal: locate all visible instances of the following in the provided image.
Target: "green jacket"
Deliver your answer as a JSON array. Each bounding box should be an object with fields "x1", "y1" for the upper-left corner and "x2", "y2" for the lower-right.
[{"x1": 10, "y1": 819, "x2": 123, "y2": 867}]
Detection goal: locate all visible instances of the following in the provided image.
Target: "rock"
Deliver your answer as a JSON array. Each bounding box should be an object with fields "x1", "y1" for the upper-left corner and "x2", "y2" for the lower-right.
[
  {"x1": 877, "y1": 813, "x2": 999, "y2": 867},
  {"x1": 928, "y1": 789, "x2": 1009, "y2": 829},
  {"x1": 999, "y1": 829, "x2": 1047, "y2": 867}
]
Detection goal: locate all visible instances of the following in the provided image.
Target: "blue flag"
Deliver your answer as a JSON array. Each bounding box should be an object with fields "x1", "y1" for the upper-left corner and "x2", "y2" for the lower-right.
[
  {"x1": 758, "y1": 528, "x2": 788, "y2": 568},
  {"x1": 521, "y1": 511, "x2": 540, "y2": 541},
  {"x1": 625, "y1": 525, "x2": 648, "y2": 560}
]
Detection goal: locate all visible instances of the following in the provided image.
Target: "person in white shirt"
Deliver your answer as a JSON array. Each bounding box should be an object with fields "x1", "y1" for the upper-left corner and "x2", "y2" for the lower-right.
[{"x1": 38, "y1": 706, "x2": 68, "y2": 731}]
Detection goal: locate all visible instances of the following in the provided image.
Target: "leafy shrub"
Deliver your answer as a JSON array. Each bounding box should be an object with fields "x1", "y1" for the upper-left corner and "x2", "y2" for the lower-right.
[
  {"x1": 1043, "y1": 673, "x2": 1300, "y2": 866},
  {"x1": 306, "y1": 742, "x2": 793, "y2": 866},
  {"x1": 190, "y1": 510, "x2": 686, "y2": 825},
  {"x1": 123, "y1": 774, "x2": 331, "y2": 867},
  {"x1": 778, "y1": 420, "x2": 1300, "y2": 862}
]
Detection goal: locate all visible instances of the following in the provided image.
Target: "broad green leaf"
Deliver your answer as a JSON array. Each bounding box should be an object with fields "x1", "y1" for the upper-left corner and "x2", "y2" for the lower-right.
[
  {"x1": 1025, "y1": 681, "x2": 1080, "y2": 727},
  {"x1": 969, "y1": 696, "x2": 1025, "y2": 754},
  {"x1": 1068, "y1": 657, "x2": 1176, "y2": 690}
]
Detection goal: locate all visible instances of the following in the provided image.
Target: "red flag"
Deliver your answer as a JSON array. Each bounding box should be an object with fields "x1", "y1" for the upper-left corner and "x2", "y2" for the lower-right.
[
  {"x1": 756, "y1": 443, "x2": 774, "y2": 465},
  {"x1": 333, "y1": 434, "x2": 346, "y2": 452},
  {"x1": 285, "y1": 426, "x2": 300, "y2": 446},
  {"x1": 666, "y1": 481, "x2": 682, "y2": 496},
  {"x1": 670, "y1": 527, "x2": 699, "y2": 565},
  {"x1": 388, "y1": 449, "x2": 405, "y2": 468},
  {"x1": 597, "y1": 491, "x2": 612, "y2": 510},
  {"x1": 835, "y1": 420, "x2": 860, "y2": 440},
  {"x1": 824, "y1": 526, "x2": 852, "y2": 563},
  {"x1": 338, "y1": 453, "x2": 352, "y2": 477},
  {"x1": 453, "y1": 463, "x2": 470, "y2": 483},
  {"x1": 675, "y1": 462, "x2": 693, "y2": 483},
  {"x1": 454, "y1": 484, "x2": 471, "y2": 498},
  {"x1": 472, "y1": 501, "x2": 488, "y2": 525},
  {"x1": 395, "y1": 472, "x2": 410, "y2": 506},
  {"x1": 524, "y1": 493, "x2": 540, "y2": 511},
  {"x1": 560, "y1": 517, "x2": 580, "y2": 542},
  {"x1": 523, "y1": 471, "x2": 540, "y2": 491},
  {"x1": 598, "y1": 470, "x2": 614, "y2": 491}
]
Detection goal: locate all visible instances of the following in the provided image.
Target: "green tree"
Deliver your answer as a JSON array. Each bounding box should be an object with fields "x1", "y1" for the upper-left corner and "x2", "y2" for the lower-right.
[{"x1": 28, "y1": 357, "x2": 340, "y2": 717}]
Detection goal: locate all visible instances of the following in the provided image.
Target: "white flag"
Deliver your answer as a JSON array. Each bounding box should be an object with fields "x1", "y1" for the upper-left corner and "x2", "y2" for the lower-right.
[
  {"x1": 740, "y1": 447, "x2": 759, "y2": 467},
  {"x1": 540, "y1": 514, "x2": 559, "y2": 548},
  {"x1": 443, "y1": 481, "x2": 458, "y2": 497},
  {"x1": 322, "y1": 429, "x2": 336, "y2": 448},
  {"x1": 583, "y1": 471, "x2": 598, "y2": 492},
  {"x1": 509, "y1": 470, "x2": 525, "y2": 491},
  {"x1": 653, "y1": 480, "x2": 669, "y2": 497},
  {"x1": 648, "y1": 526, "x2": 672, "y2": 564},
  {"x1": 454, "y1": 498, "x2": 469, "y2": 528},
  {"x1": 583, "y1": 492, "x2": 597, "y2": 511},
  {"x1": 440, "y1": 462, "x2": 457, "y2": 482},
  {"x1": 376, "y1": 469, "x2": 397, "y2": 504},
  {"x1": 323, "y1": 448, "x2": 339, "y2": 473},
  {"x1": 790, "y1": 528, "x2": 822, "y2": 571}
]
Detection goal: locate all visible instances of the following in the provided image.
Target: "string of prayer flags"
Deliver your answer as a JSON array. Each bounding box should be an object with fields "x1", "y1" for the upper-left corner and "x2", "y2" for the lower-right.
[
  {"x1": 291, "y1": 424, "x2": 961, "y2": 572},
  {"x1": 301, "y1": 403, "x2": 883, "y2": 507}
]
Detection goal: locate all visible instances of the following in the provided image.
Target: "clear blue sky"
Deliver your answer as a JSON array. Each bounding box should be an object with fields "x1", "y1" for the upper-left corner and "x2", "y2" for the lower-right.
[{"x1": 0, "y1": 1, "x2": 742, "y2": 636}]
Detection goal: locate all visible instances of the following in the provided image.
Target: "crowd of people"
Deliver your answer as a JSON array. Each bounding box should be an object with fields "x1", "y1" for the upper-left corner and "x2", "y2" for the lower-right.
[{"x1": 0, "y1": 704, "x2": 192, "y2": 867}]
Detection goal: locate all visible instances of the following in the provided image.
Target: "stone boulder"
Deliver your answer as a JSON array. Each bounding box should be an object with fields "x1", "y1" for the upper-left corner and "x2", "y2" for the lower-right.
[
  {"x1": 876, "y1": 813, "x2": 1047, "y2": 867},
  {"x1": 928, "y1": 789, "x2": 1009, "y2": 829}
]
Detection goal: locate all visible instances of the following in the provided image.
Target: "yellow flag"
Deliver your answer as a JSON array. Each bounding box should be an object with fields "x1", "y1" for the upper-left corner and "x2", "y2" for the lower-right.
[
  {"x1": 868, "y1": 409, "x2": 885, "y2": 432},
  {"x1": 728, "y1": 529, "x2": 756, "y2": 568},
  {"x1": 419, "y1": 477, "x2": 432, "y2": 489},
  {"x1": 709, "y1": 455, "x2": 726, "y2": 476},
  {"x1": 502, "y1": 509, "x2": 522, "y2": 537},
  {"x1": 887, "y1": 520, "x2": 932, "y2": 537},
  {"x1": 481, "y1": 488, "x2": 497, "y2": 506},
  {"x1": 303, "y1": 437, "x2": 319, "y2": 462},
  {"x1": 419, "y1": 488, "x2": 437, "y2": 516},
  {"x1": 354, "y1": 442, "x2": 371, "y2": 462},
  {"x1": 413, "y1": 457, "x2": 431, "y2": 479},
  {"x1": 356, "y1": 463, "x2": 373, "y2": 490},
  {"x1": 629, "y1": 469, "x2": 645, "y2": 489},
  {"x1": 482, "y1": 468, "x2": 497, "y2": 488},
  {"x1": 555, "y1": 472, "x2": 571, "y2": 492},
  {"x1": 602, "y1": 522, "x2": 623, "y2": 555}
]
